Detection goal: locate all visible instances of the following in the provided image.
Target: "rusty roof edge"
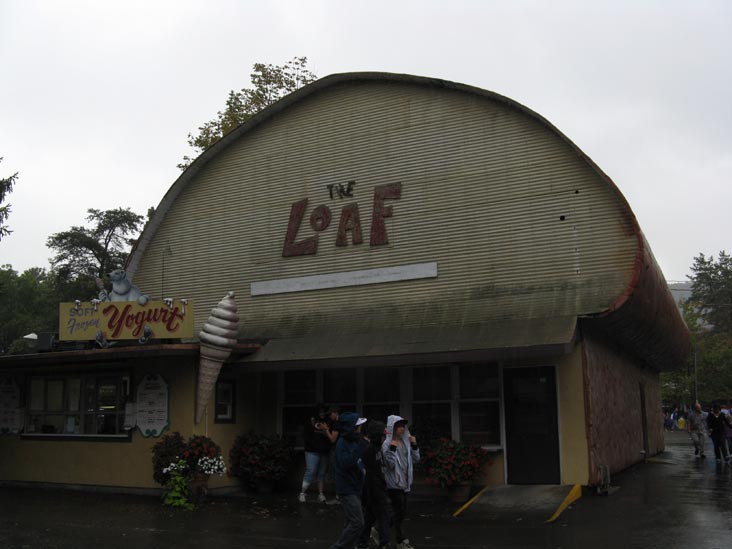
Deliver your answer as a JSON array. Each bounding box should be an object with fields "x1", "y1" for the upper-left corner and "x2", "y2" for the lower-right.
[
  {"x1": 581, "y1": 235, "x2": 691, "y2": 371},
  {"x1": 125, "y1": 71, "x2": 643, "y2": 281}
]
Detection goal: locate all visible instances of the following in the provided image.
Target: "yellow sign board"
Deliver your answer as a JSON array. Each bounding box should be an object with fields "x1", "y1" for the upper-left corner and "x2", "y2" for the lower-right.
[{"x1": 59, "y1": 300, "x2": 195, "y2": 341}]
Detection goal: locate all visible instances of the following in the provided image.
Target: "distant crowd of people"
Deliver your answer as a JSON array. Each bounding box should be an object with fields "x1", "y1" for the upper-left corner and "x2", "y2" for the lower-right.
[
  {"x1": 667, "y1": 403, "x2": 732, "y2": 462},
  {"x1": 299, "y1": 404, "x2": 420, "y2": 549}
]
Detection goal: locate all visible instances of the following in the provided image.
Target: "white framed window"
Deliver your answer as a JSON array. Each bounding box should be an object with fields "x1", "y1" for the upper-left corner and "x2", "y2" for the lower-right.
[
  {"x1": 457, "y1": 363, "x2": 501, "y2": 446},
  {"x1": 278, "y1": 362, "x2": 503, "y2": 449},
  {"x1": 214, "y1": 379, "x2": 236, "y2": 424},
  {"x1": 24, "y1": 372, "x2": 130, "y2": 438}
]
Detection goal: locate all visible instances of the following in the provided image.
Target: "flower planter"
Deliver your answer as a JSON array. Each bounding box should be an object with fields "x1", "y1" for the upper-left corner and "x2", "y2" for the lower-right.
[
  {"x1": 190, "y1": 472, "x2": 210, "y2": 502},
  {"x1": 254, "y1": 478, "x2": 276, "y2": 494},
  {"x1": 419, "y1": 438, "x2": 492, "y2": 501},
  {"x1": 447, "y1": 483, "x2": 471, "y2": 503}
]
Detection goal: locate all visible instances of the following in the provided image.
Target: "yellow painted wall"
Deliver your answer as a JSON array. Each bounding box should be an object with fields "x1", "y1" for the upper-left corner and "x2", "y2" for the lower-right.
[
  {"x1": 557, "y1": 346, "x2": 589, "y2": 485},
  {"x1": 484, "y1": 452, "x2": 505, "y2": 487},
  {"x1": 0, "y1": 358, "x2": 257, "y2": 490},
  {"x1": 1, "y1": 352, "x2": 590, "y2": 489}
]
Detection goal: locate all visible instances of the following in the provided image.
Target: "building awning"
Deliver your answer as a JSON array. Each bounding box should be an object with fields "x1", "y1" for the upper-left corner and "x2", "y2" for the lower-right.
[
  {"x1": 0, "y1": 343, "x2": 260, "y2": 370},
  {"x1": 240, "y1": 316, "x2": 578, "y2": 368}
]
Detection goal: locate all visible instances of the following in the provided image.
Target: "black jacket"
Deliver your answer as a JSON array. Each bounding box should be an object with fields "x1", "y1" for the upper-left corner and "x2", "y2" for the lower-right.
[
  {"x1": 362, "y1": 439, "x2": 388, "y2": 504},
  {"x1": 707, "y1": 412, "x2": 728, "y2": 438},
  {"x1": 304, "y1": 416, "x2": 335, "y2": 454}
]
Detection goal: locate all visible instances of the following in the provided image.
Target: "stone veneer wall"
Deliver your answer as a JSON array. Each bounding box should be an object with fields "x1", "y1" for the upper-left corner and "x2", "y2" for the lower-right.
[{"x1": 582, "y1": 326, "x2": 663, "y2": 485}]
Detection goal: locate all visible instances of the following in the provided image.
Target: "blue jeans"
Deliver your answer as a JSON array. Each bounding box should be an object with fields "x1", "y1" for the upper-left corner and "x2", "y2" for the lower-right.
[
  {"x1": 330, "y1": 494, "x2": 364, "y2": 549},
  {"x1": 303, "y1": 451, "x2": 329, "y2": 485}
]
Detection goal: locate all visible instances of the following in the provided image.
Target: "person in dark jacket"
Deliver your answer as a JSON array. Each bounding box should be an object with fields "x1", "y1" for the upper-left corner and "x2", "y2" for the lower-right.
[
  {"x1": 707, "y1": 405, "x2": 730, "y2": 462},
  {"x1": 357, "y1": 420, "x2": 390, "y2": 549},
  {"x1": 330, "y1": 412, "x2": 369, "y2": 549},
  {"x1": 299, "y1": 404, "x2": 339, "y2": 503}
]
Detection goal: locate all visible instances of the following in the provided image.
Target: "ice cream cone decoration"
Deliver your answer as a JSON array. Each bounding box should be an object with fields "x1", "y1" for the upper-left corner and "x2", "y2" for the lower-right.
[{"x1": 196, "y1": 291, "x2": 239, "y2": 423}]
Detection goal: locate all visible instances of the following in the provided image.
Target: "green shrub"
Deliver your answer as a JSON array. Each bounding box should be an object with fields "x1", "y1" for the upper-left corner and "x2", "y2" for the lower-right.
[{"x1": 161, "y1": 460, "x2": 194, "y2": 510}]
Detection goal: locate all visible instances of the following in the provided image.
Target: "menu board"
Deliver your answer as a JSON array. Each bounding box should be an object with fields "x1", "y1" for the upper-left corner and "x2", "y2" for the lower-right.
[
  {"x1": 136, "y1": 374, "x2": 169, "y2": 437},
  {"x1": 0, "y1": 377, "x2": 22, "y2": 434}
]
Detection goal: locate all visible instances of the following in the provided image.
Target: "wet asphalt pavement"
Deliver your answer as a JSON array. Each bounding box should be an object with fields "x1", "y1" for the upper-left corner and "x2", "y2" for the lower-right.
[{"x1": 1, "y1": 431, "x2": 731, "y2": 548}]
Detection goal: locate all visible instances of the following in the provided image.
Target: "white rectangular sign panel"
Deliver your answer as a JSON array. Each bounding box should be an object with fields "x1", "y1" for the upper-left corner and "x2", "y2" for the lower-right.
[{"x1": 250, "y1": 261, "x2": 438, "y2": 296}]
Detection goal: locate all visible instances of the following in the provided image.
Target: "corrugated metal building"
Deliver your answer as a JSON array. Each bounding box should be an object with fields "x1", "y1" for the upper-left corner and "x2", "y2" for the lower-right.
[{"x1": 0, "y1": 73, "x2": 689, "y2": 490}]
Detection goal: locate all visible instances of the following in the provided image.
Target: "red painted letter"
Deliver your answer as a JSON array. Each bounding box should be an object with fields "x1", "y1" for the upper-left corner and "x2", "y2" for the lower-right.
[
  {"x1": 309, "y1": 205, "x2": 332, "y2": 232},
  {"x1": 336, "y1": 204, "x2": 363, "y2": 247},
  {"x1": 370, "y1": 183, "x2": 402, "y2": 246},
  {"x1": 282, "y1": 198, "x2": 318, "y2": 257}
]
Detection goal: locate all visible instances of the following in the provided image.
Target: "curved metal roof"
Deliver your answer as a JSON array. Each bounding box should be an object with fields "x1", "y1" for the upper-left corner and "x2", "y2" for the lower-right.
[{"x1": 126, "y1": 72, "x2": 689, "y2": 370}]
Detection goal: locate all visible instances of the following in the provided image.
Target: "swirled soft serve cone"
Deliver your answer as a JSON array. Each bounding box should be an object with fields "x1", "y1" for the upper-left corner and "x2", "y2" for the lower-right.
[{"x1": 196, "y1": 291, "x2": 239, "y2": 423}]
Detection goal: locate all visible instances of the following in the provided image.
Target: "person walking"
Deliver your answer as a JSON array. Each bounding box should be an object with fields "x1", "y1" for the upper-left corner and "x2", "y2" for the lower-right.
[
  {"x1": 383, "y1": 415, "x2": 420, "y2": 549},
  {"x1": 330, "y1": 412, "x2": 369, "y2": 549},
  {"x1": 325, "y1": 405, "x2": 342, "y2": 502},
  {"x1": 706, "y1": 405, "x2": 730, "y2": 462},
  {"x1": 724, "y1": 411, "x2": 732, "y2": 457},
  {"x1": 298, "y1": 404, "x2": 339, "y2": 503},
  {"x1": 686, "y1": 402, "x2": 707, "y2": 458},
  {"x1": 356, "y1": 420, "x2": 390, "y2": 549}
]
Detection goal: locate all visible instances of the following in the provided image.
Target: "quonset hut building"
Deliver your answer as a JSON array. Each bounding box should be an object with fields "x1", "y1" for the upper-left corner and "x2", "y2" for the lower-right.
[{"x1": 0, "y1": 73, "x2": 689, "y2": 490}]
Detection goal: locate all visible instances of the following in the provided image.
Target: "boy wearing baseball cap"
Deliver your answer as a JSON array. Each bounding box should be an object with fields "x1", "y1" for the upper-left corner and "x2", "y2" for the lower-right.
[{"x1": 330, "y1": 413, "x2": 369, "y2": 549}]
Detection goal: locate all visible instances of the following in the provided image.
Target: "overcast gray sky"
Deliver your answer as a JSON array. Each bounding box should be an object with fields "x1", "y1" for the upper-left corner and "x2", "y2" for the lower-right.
[{"x1": 1, "y1": 0, "x2": 730, "y2": 282}]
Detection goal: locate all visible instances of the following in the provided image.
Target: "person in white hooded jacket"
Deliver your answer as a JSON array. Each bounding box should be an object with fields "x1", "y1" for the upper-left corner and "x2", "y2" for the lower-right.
[{"x1": 382, "y1": 414, "x2": 420, "y2": 549}]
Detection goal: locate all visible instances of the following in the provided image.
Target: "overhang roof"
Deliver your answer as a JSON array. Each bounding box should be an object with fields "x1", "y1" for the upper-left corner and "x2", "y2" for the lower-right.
[
  {"x1": 0, "y1": 343, "x2": 260, "y2": 370},
  {"x1": 239, "y1": 316, "x2": 578, "y2": 369}
]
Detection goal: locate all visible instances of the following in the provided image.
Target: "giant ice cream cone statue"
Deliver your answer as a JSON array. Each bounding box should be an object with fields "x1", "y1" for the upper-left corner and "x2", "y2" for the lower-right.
[{"x1": 196, "y1": 291, "x2": 239, "y2": 423}]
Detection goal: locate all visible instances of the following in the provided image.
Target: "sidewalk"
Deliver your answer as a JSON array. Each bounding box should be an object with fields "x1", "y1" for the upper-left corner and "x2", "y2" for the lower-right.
[{"x1": 1, "y1": 431, "x2": 731, "y2": 548}]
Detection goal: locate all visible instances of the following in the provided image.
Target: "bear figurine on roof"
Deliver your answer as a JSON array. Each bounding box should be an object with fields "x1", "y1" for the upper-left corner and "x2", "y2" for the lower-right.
[{"x1": 96, "y1": 269, "x2": 149, "y2": 306}]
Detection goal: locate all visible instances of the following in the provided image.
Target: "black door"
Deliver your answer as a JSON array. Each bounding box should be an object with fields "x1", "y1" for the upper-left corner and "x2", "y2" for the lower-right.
[
  {"x1": 639, "y1": 384, "x2": 649, "y2": 458},
  {"x1": 504, "y1": 366, "x2": 560, "y2": 484}
]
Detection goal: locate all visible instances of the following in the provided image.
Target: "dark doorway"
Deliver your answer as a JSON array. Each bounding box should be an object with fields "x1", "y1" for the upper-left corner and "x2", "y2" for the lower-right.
[
  {"x1": 639, "y1": 384, "x2": 649, "y2": 458},
  {"x1": 504, "y1": 366, "x2": 560, "y2": 484}
]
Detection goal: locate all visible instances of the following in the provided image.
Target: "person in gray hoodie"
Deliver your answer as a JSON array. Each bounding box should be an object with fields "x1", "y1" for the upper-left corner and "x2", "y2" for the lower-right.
[{"x1": 382, "y1": 414, "x2": 420, "y2": 549}]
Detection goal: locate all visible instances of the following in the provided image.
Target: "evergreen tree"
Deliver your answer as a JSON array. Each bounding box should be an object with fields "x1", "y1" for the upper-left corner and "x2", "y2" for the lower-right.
[
  {"x1": 689, "y1": 251, "x2": 732, "y2": 333},
  {"x1": 0, "y1": 157, "x2": 18, "y2": 241}
]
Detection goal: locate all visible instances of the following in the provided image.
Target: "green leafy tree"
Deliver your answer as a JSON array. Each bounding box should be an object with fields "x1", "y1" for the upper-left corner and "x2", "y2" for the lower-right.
[
  {"x1": 663, "y1": 256, "x2": 732, "y2": 406},
  {"x1": 47, "y1": 207, "x2": 144, "y2": 280},
  {"x1": 178, "y1": 56, "x2": 317, "y2": 170},
  {"x1": 689, "y1": 251, "x2": 732, "y2": 333},
  {"x1": 693, "y1": 331, "x2": 732, "y2": 404},
  {"x1": 0, "y1": 207, "x2": 147, "y2": 354},
  {"x1": 0, "y1": 158, "x2": 18, "y2": 241},
  {"x1": 0, "y1": 265, "x2": 57, "y2": 354}
]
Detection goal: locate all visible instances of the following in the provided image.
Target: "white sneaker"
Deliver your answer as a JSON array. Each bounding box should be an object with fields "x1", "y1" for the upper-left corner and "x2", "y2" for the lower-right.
[
  {"x1": 370, "y1": 526, "x2": 379, "y2": 544},
  {"x1": 298, "y1": 492, "x2": 306, "y2": 503},
  {"x1": 399, "y1": 539, "x2": 415, "y2": 549},
  {"x1": 317, "y1": 493, "x2": 327, "y2": 503}
]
